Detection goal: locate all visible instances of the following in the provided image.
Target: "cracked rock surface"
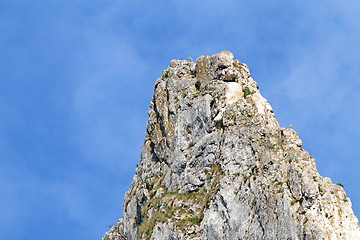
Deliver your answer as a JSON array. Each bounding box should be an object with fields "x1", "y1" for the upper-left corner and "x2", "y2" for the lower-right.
[{"x1": 103, "y1": 51, "x2": 360, "y2": 240}]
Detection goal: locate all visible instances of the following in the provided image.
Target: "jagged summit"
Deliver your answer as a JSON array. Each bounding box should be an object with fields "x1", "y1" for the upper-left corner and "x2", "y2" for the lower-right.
[{"x1": 104, "y1": 51, "x2": 360, "y2": 240}]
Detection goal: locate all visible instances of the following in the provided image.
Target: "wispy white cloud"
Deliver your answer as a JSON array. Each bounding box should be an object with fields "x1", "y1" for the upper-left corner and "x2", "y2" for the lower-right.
[{"x1": 266, "y1": 1, "x2": 360, "y2": 123}]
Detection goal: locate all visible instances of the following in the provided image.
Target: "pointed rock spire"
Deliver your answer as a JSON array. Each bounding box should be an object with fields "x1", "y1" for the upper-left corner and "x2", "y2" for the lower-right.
[{"x1": 104, "y1": 51, "x2": 360, "y2": 240}]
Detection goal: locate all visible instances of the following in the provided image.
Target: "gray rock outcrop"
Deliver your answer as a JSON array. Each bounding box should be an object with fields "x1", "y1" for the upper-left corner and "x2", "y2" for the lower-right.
[{"x1": 103, "y1": 51, "x2": 360, "y2": 240}]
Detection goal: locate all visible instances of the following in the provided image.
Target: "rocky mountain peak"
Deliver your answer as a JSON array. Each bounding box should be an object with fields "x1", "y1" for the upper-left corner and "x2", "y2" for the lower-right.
[{"x1": 103, "y1": 51, "x2": 360, "y2": 240}]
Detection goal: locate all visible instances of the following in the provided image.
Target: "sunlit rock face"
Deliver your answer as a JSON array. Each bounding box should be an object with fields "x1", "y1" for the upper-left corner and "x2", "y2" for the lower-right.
[{"x1": 103, "y1": 51, "x2": 360, "y2": 240}]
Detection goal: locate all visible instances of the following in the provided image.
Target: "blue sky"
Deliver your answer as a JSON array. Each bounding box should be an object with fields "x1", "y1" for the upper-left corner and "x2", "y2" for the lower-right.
[{"x1": 1, "y1": 1, "x2": 359, "y2": 239}]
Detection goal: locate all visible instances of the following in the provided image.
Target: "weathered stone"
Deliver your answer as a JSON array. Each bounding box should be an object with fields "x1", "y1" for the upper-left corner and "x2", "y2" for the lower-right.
[{"x1": 103, "y1": 51, "x2": 360, "y2": 240}]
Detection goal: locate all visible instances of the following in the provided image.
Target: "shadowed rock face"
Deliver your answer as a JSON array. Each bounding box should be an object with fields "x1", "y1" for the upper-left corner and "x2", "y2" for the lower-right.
[{"x1": 103, "y1": 51, "x2": 360, "y2": 240}]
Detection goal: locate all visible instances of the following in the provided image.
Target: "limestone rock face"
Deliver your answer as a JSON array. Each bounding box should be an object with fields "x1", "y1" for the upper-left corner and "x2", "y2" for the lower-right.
[{"x1": 103, "y1": 51, "x2": 360, "y2": 240}]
